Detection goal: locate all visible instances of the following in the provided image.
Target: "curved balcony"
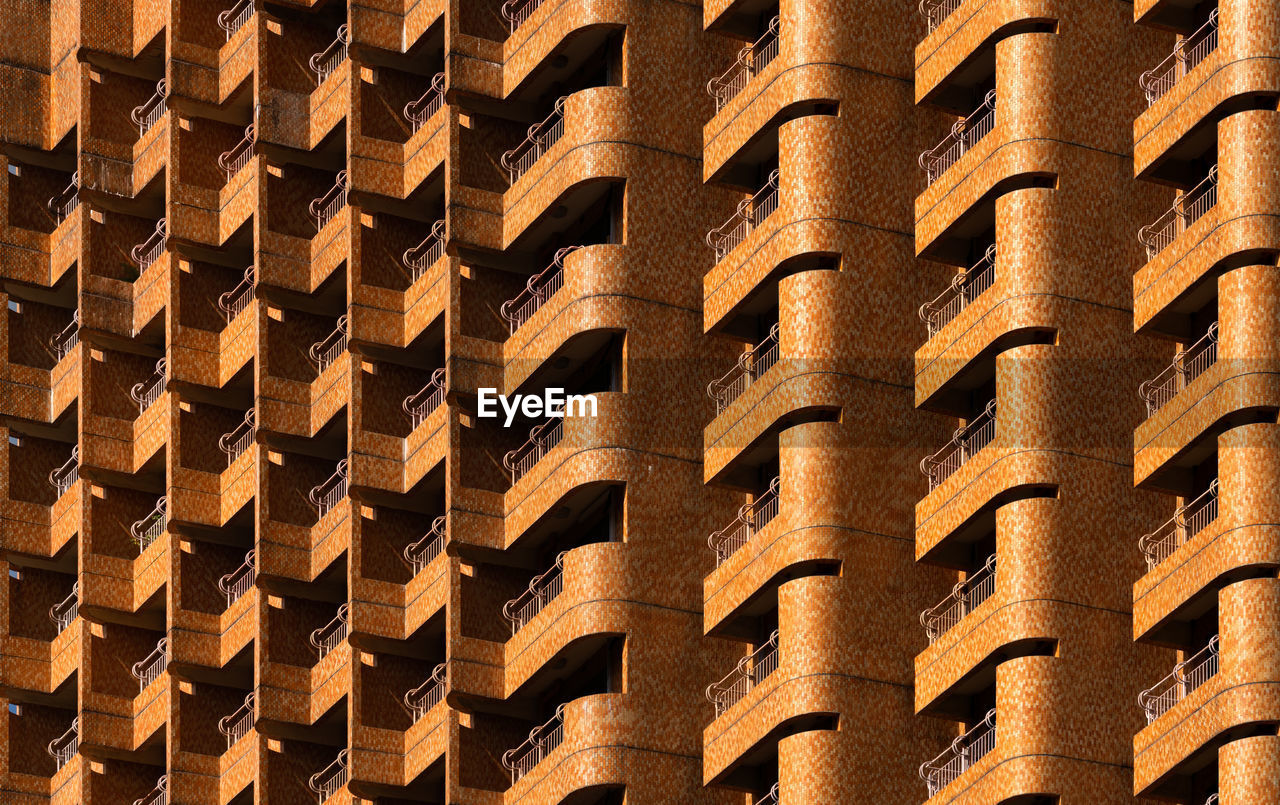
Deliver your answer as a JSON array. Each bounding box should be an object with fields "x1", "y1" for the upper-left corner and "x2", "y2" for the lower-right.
[
  {"x1": 309, "y1": 26, "x2": 349, "y2": 86},
  {"x1": 502, "y1": 98, "x2": 567, "y2": 186},
  {"x1": 707, "y1": 17, "x2": 780, "y2": 113},
  {"x1": 707, "y1": 171, "x2": 779, "y2": 264},
  {"x1": 1139, "y1": 482, "x2": 1219, "y2": 572},
  {"x1": 919, "y1": 709, "x2": 996, "y2": 798},
  {"x1": 920, "y1": 401, "x2": 997, "y2": 492},
  {"x1": 1140, "y1": 10, "x2": 1218, "y2": 107},
  {"x1": 919, "y1": 91, "x2": 996, "y2": 187},
  {"x1": 1139, "y1": 167, "x2": 1218, "y2": 263},
  {"x1": 706, "y1": 631, "x2": 779, "y2": 718}
]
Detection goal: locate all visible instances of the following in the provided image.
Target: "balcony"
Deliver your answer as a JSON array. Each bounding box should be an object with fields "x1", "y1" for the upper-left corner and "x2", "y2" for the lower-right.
[
  {"x1": 920, "y1": 400, "x2": 997, "y2": 491},
  {"x1": 49, "y1": 311, "x2": 79, "y2": 361},
  {"x1": 500, "y1": 246, "x2": 579, "y2": 335},
  {"x1": 218, "y1": 0, "x2": 255, "y2": 40},
  {"x1": 919, "y1": 91, "x2": 996, "y2": 186},
  {"x1": 218, "y1": 692, "x2": 255, "y2": 749},
  {"x1": 706, "y1": 170, "x2": 779, "y2": 262},
  {"x1": 1139, "y1": 636, "x2": 1219, "y2": 723},
  {"x1": 1140, "y1": 10, "x2": 1218, "y2": 106},
  {"x1": 47, "y1": 172, "x2": 79, "y2": 224},
  {"x1": 49, "y1": 581, "x2": 79, "y2": 636},
  {"x1": 503, "y1": 552, "x2": 566, "y2": 635},
  {"x1": 309, "y1": 26, "x2": 349, "y2": 86},
  {"x1": 48, "y1": 446, "x2": 79, "y2": 499},
  {"x1": 504, "y1": 418, "x2": 564, "y2": 485},
  {"x1": 309, "y1": 172, "x2": 349, "y2": 231},
  {"x1": 1139, "y1": 482, "x2": 1219, "y2": 571},
  {"x1": 404, "y1": 662, "x2": 447, "y2": 724},
  {"x1": 708, "y1": 325, "x2": 779, "y2": 414},
  {"x1": 403, "y1": 220, "x2": 446, "y2": 283},
  {"x1": 130, "y1": 496, "x2": 168, "y2": 553},
  {"x1": 218, "y1": 266, "x2": 255, "y2": 323},
  {"x1": 131, "y1": 80, "x2": 168, "y2": 138},
  {"x1": 309, "y1": 315, "x2": 349, "y2": 374},
  {"x1": 308, "y1": 749, "x2": 349, "y2": 803},
  {"x1": 404, "y1": 515, "x2": 446, "y2": 578},
  {"x1": 131, "y1": 359, "x2": 168, "y2": 415},
  {"x1": 404, "y1": 73, "x2": 445, "y2": 135},
  {"x1": 130, "y1": 218, "x2": 168, "y2": 272},
  {"x1": 46, "y1": 718, "x2": 77, "y2": 771},
  {"x1": 920, "y1": 555, "x2": 996, "y2": 643},
  {"x1": 502, "y1": 705, "x2": 565, "y2": 784},
  {"x1": 309, "y1": 604, "x2": 350, "y2": 661},
  {"x1": 919, "y1": 0, "x2": 963, "y2": 35},
  {"x1": 131, "y1": 638, "x2": 170, "y2": 693},
  {"x1": 707, "y1": 16, "x2": 780, "y2": 112},
  {"x1": 218, "y1": 124, "x2": 255, "y2": 181},
  {"x1": 219, "y1": 408, "x2": 256, "y2": 465},
  {"x1": 308, "y1": 460, "x2": 349, "y2": 520},
  {"x1": 403, "y1": 369, "x2": 446, "y2": 432},
  {"x1": 708, "y1": 477, "x2": 779, "y2": 567},
  {"x1": 133, "y1": 775, "x2": 167, "y2": 805},
  {"x1": 501, "y1": 98, "x2": 567, "y2": 185},
  {"x1": 705, "y1": 630, "x2": 779, "y2": 718},
  {"x1": 1139, "y1": 167, "x2": 1217, "y2": 261},
  {"x1": 919, "y1": 245, "x2": 996, "y2": 340},
  {"x1": 920, "y1": 709, "x2": 996, "y2": 796},
  {"x1": 218, "y1": 550, "x2": 256, "y2": 606},
  {"x1": 1140, "y1": 324, "x2": 1217, "y2": 417},
  {"x1": 502, "y1": 0, "x2": 549, "y2": 34}
]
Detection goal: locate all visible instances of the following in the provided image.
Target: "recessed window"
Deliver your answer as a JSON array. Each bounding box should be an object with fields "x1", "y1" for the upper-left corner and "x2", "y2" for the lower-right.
[
  {"x1": 8, "y1": 569, "x2": 21, "y2": 580},
  {"x1": 7, "y1": 164, "x2": 19, "y2": 176},
  {"x1": 7, "y1": 435, "x2": 20, "y2": 447},
  {"x1": 7, "y1": 300, "x2": 20, "y2": 313},
  {"x1": 8, "y1": 704, "x2": 21, "y2": 715}
]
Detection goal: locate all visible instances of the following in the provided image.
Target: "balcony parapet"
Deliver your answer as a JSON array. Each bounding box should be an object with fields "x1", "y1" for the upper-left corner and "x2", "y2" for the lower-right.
[
  {"x1": 131, "y1": 359, "x2": 168, "y2": 414},
  {"x1": 920, "y1": 400, "x2": 997, "y2": 491},
  {"x1": 218, "y1": 692, "x2": 255, "y2": 749},
  {"x1": 218, "y1": 550, "x2": 256, "y2": 607},
  {"x1": 404, "y1": 73, "x2": 445, "y2": 134},
  {"x1": 502, "y1": 552, "x2": 566, "y2": 635},
  {"x1": 130, "y1": 496, "x2": 168, "y2": 553},
  {"x1": 308, "y1": 460, "x2": 349, "y2": 519},
  {"x1": 1139, "y1": 636, "x2": 1219, "y2": 724},
  {"x1": 1140, "y1": 10, "x2": 1218, "y2": 106},
  {"x1": 919, "y1": 708, "x2": 996, "y2": 797},
  {"x1": 920, "y1": 554, "x2": 996, "y2": 644},
  {"x1": 309, "y1": 26, "x2": 350, "y2": 86},
  {"x1": 920, "y1": 245, "x2": 995, "y2": 340},
  {"x1": 404, "y1": 516, "x2": 446, "y2": 577},
  {"x1": 920, "y1": 91, "x2": 996, "y2": 186},
  {"x1": 708, "y1": 477, "x2": 779, "y2": 567},
  {"x1": 501, "y1": 98, "x2": 567, "y2": 185},
  {"x1": 47, "y1": 718, "x2": 78, "y2": 771},
  {"x1": 500, "y1": 246, "x2": 579, "y2": 335},
  {"x1": 310, "y1": 604, "x2": 350, "y2": 660},
  {"x1": 1140, "y1": 481, "x2": 1219, "y2": 572},
  {"x1": 219, "y1": 408, "x2": 256, "y2": 466},
  {"x1": 131, "y1": 80, "x2": 168, "y2": 138},
  {"x1": 1140, "y1": 324, "x2": 1217, "y2": 418},
  {"x1": 131, "y1": 638, "x2": 169, "y2": 693},
  {"x1": 707, "y1": 324, "x2": 778, "y2": 414},
  {"x1": 503, "y1": 418, "x2": 563, "y2": 485},
  {"x1": 706, "y1": 171, "x2": 779, "y2": 263},
  {"x1": 1139, "y1": 167, "x2": 1217, "y2": 262},
  {"x1": 130, "y1": 218, "x2": 168, "y2": 272},
  {"x1": 707, "y1": 16, "x2": 780, "y2": 113},
  {"x1": 502, "y1": 705, "x2": 565, "y2": 784},
  {"x1": 308, "y1": 750, "x2": 348, "y2": 802},
  {"x1": 705, "y1": 630, "x2": 779, "y2": 718},
  {"x1": 502, "y1": 0, "x2": 549, "y2": 34},
  {"x1": 404, "y1": 662, "x2": 447, "y2": 723},
  {"x1": 218, "y1": 0, "x2": 255, "y2": 40}
]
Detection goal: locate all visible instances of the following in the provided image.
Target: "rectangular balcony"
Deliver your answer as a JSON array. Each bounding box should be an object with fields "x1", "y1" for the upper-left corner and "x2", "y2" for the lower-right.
[
  {"x1": 1139, "y1": 636, "x2": 1219, "y2": 723},
  {"x1": 707, "y1": 16, "x2": 780, "y2": 112},
  {"x1": 706, "y1": 171, "x2": 779, "y2": 262},
  {"x1": 708, "y1": 477, "x2": 780, "y2": 566},
  {"x1": 919, "y1": 91, "x2": 996, "y2": 186},
  {"x1": 1140, "y1": 10, "x2": 1218, "y2": 106},
  {"x1": 1140, "y1": 324, "x2": 1217, "y2": 417},
  {"x1": 1139, "y1": 167, "x2": 1217, "y2": 261},
  {"x1": 501, "y1": 98, "x2": 566, "y2": 185},
  {"x1": 1139, "y1": 481, "x2": 1218, "y2": 571},
  {"x1": 919, "y1": 245, "x2": 996, "y2": 340},
  {"x1": 708, "y1": 325, "x2": 779, "y2": 414},
  {"x1": 920, "y1": 554, "x2": 996, "y2": 643},
  {"x1": 706, "y1": 630, "x2": 779, "y2": 717},
  {"x1": 920, "y1": 400, "x2": 997, "y2": 491},
  {"x1": 919, "y1": 709, "x2": 996, "y2": 796}
]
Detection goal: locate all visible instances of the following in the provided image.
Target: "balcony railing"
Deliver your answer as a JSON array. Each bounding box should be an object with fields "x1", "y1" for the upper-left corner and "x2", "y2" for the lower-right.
[
  {"x1": 131, "y1": 638, "x2": 169, "y2": 692},
  {"x1": 1206, "y1": 795, "x2": 1220, "y2": 805},
  {"x1": 706, "y1": 170, "x2": 780, "y2": 262},
  {"x1": 1139, "y1": 636, "x2": 1220, "y2": 723},
  {"x1": 310, "y1": 604, "x2": 350, "y2": 660},
  {"x1": 218, "y1": 124, "x2": 255, "y2": 181},
  {"x1": 920, "y1": 400, "x2": 997, "y2": 491},
  {"x1": 403, "y1": 219, "x2": 446, "y2": 282},
  {"x1": 707, "y1": 324, "x2": 779, "y2": 414},
  {"x1": 308, "y1": 460, "x2": 349, "y2": 519},
  {"x1": 47, "y1": 172, "x2": 79, "y2": 224},
  {"x1": 1140, "y1": 324, "x2": 1218, "y2": 417},
  {"x1": 500, "y1": 246, "x2": 579, "y2": 334},
  {"x1": 309, "y1": 315, "x2": 348, "y2": 374},
  {"x1": 501, "y1": 97, "x2": 567, "y2": 184},
  {"x1": 218, "y1": 692, "x2": 255, "y2": 750},
  {"x1": 404, "y1": 662, "x2": 447, "y2": 723},
  {"x1": 131, "y1": 218, "x2": 168, "y2": 271},
  {"x1": 919, "y1": 90, "x2": 997, "y2": 186},
  {"x1": 218, "y1": 266, "x2": 256, "y2": 323},
  {"x1": 1141, "y1": 10, "x2": 1219, "y2": 105},
  {"x1": 50, "y1": 310, "x2": 79, "y2": 360},
  {"x1": 131, "y1": 358, "x2": 168, "y2": 414},
  {"x1": 754, "y1": 784, "x2": 779, "y2": 805},
  {"x1": 130, "y1": 496, "x2": 168, "y2": 553},
  {"x1": 219, "y1": 409, "x2": 256, "y2": 466},
  {"x1": 920, "y1": 709, "x2": 997, "y2": 796},
  {"x1": 218, "y1": 0, "x2": 255, "y2": 40},
  {"x1": 706, "y1": 630, "x2": 779, "y2": 717},
  {"x1": 503, "y1": 552, "x2": 567, "y2": 635},
  {"x1": 707, "y1": 16, "x2": 781, "y2": 112},
  {"x1": 919, "y1": 0, "x2": 963, "y2": 34},
  {"x1": 48, "y1": 446, "x2": 79, "y2": 499},
  {"x1": 1139, "y1": 481, "x2": 1219, "y2": 571},
  {"x1": 920, "y1": 554, "x2": 996, "y2": 643},
  {"x1": 308, "y1": 749, "x2": 349, "y2": 803},
  {"x1": 708, "y1": 477, "x2": 780, "y2": 566},
  {"x1": 49, "y1": 582, "x2": 79, "y2": 635},
  {"x1": 502, "y1": 705, "x2": 566, "y2": 784},
  {"x1": 133, "y1": 776, "x2": 167, "y2": 805},
  {"x1": 131, "y1": 80, "x2": 168, "y2": 137},
  {"x1": 46, "y1": 717, "x2": 77, "y2": 771},
  {"x1": 309, "y1": 25, "x2": 349, "y2": 85},
  {"x1": 404, "y1": 72, "x2": 445, "y2": 133},
  {"x1": 403, "y1": 368, "x2": 446, "y2": 431},
  {"x1": 501, "y1": 0, "x2": 548, "y2": 33},
  {"x1": 920, "y1": 245, "x2": 996, "y2": 339},
  {"x1": 309, "y1": 171, "x2": 349, "y2": 231},
  {"x1": 1140, "y1": 167, "x2": 1218, "y2": 261},
  {"x1": 503, "y1": 419, "x2": 564, "y2": 484},
  {"x1": 404, "y1": 515, "x2": 446, "y2": 577},
  {"x1": 218, "y1": 550, "x2": 256, "y2": 607}
]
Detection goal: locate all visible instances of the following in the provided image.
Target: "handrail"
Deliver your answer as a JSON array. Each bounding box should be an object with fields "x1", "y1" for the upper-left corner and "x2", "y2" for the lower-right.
[
  {"x1": 48, "y1": 446, "x2": 79, "y2": 498},
  {"x1": 919, "y1": 245, "x2": 996, "y2": 339},
  {"x1": 218, "y1": 124, "x2": 256, "y2": 180},
  {"x1": 49, "y1": 582, "x2": 79, "y2": 634},
  {"x1": 707, "y1": 324, "x2": 779, "y2": 414},
  {"x1": 919, "y1": 0, "x2": 963, "y2": 34},
  {"x1": 502, "y1": 552, "x2": 567, "y2": 634},
  {"x1": 308, "y1": 25, "x2": 349, "y2": 85},
  {"x1": 217, "y1": 550, "x2": 256, "y2": 606},
  {"x1": 309, "y1": 171, "x2": 349, "y2": 231},
  {"x1": 309, "y1": 604, "x2": 350, "y2": 660},
  {"x1": 130, "y1": 358, "x2": 168, "y2": 413},
  {"x1": 218, "y1": 0, "x2": 255, "y2": 40},
  {"x1": 920, "y1": 554, "x2": 996, "y2": 642},
  {"x1": 500, "y1": 97, "x2": 567, "y2": 184},
  {"x1": 706, "y1": 630, "x2": 780, "y2": 717},
  {"x1": 404, "y1": 662, "x2": 448, "y2": 722},
  {"x1": 753, "y1": 784, "x2": 780, "y2": 805},
  {"x1": 1140, "y1": 10, "x2": 1218, "y2": 106},
  {"x1": 707, "y1": 16, "x2": 781, "y2": 112},
  {"x1": 1139, "y1": 166, "x2": 1217, "y2": 261},
  {"x1": 403, "y1": 72, "x2": 446, "y2": 133},
  {"x1": 49, "y1": 310, "x2": 80, "y2": 360},
  {"x1": 706, "y1": 170, "x2": 780, "y2": 262},
  {"x1": 308, "y1": 459, "x2": 349, "y2": 519},
  {"x1": 1139, "y1": 481, "x2": 1219, "y2": 571},
  {"x1": 308, "y1": 315, "x2": 349, "y2": 374},
  {"x1": 920, "y1": 400, "x2": 997, "y2": 491},
  {"x1": 404, "y1": 516, "x2": 447, "y2": 576},
  {"x1": 132, "y1": 775, "x2": 167, "y2": 805},
  {"x1": 1138, "y1": 636, "x2": 1220, "y2": 723},
  {"x1": 403, "y1": 368, "x2": 447, "y2": 430},
  {"x1": 129, "y1": 496, "x2": 168, "y2": 552},
  {"x1": 499, "y1": 246, "x2": 579, "y2": 334},
  {"x1": 217, "y1": 692, "x2": 255, "y2": 749},
  {"x1": 403, "y1": 219, "x2": 447, "y2": 282},
  {"x1": 919, "y1": 90, "x2": 996, "y2": 185},
  {"x1": 130, "y1": 80, "x2": 168, "y2": 137},
  {"x1": 47, "y1": 172, "x2": 79, "y2": 224},
  {"x1": 501, "y1": 0, "x2": 547, "y2": 33},
  {"x1": 708, "y1": 476, "x2": 781, "y2": 566},
  {"x1": 130, "y1": 218, "x2": 168, "y2": 271},
  {"x1": 218, "y1": 409, "x2": 257, "y2": 465},
  {"x1": 130, "y1": 638, "x2": 169, "y2": 692},
  {"x1": 46, "y1": 717, "x2": 78, "y2": 771},
  {"x1": 307, "y1": 749, "x2": 349, "y2": 801},
  {"x1": 502, "y1": 418, "x2": 564, "y2": 484},
  {"x1": 218, "y1": 266, "x2": 256, "y2": 323},
  {"x1": 920, "y1": 709, "x2": 997, "y2": 796},
  {"x1": 1139, "y1": 324, "x2": 1218, "y2": 417},
  {"x1": 501, "y1": 704, "x2": 567, "y2": 783}
]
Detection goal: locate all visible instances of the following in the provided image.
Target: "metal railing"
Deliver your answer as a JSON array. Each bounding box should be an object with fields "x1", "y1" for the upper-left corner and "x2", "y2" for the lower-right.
[
  {"x1": 920, "y1": 0, "x2": 964, "y2": 34},
  {"x1": 48, "y1": 172, "x2": 79, "y2": 224},
  {"x1": 502, "y1": 705, "x2": 566, "y2": 784},
  {"x1": 133, "y1": 776, "x2": 167, "y2": 805},
  {"x1": 1206, "y1": 795, "x2": 1220, "y2": 805},
  {"x1": 1140, "y1": 324, "x2": 1218, "y2": 417},
  {"x1": 404, "y1": 368, "x2": 447, "y2": 431},
  {"x1": 50, "y1": 310, "x2": 79, "y2": 360},
  {"x1": 404, "y1": 72, "x2": 445, "y2": 133},
  {"x1": 1141, "y1": 10, "x2": 1219, "y2": 105},
  {"x1": 309, "y1": 171, "x2": 349, "y2": 231},
  {"x1": 501, "y1": 97, "x2": 567, "y2": 184},
  {"x1": 47, "y1": 718, "x2": 78, "y2": 771},
  {"x1": 218, "y1": 124, "x2": 255, "y2": 181},
  {"x1": 308, "y1": 749, "x2": 349, "y2": 803},
  {"x1": 309, "y1": 604, "x2": 350, "y2": 660},
  {"x1": 920, "y1": 245, "x2": 996, "y2": 339},
  {"x1": 131, "y1": 218, "x2": 168, "y2": 271},
  {"x1": 309, "y1": 25, "x2": 349, "y2": 85},
  {"x1": 218, "y1": 692, "x2": 255, "y2": 750},
  {"x1": 218, "y1": 550, "x2": 256, "y2": 607},
  {"x1": 754, "y1": 784, "x2": 779, "y2": 805},
  {"x1": 706, "y1": 170, "x2": 780, "y2": 262},
  {"x1": 218, "y1": 0, "x2": 255, "y2": 40},
  {"x1": 308, "y1": 460, "x2": 349, "y2": 520},
  {"x1": 403, "y1": 219, "x2": 446, "y2": 282},
  {"x1": 501, "y1": 0, "x2": 548, "y2": 33},
  {"x1": 708, "y1": 477, "x2": 781, "y2": 566},
  {"x1": 921, "y1": 400, "x2": 997, "y2": 491},
  {"x1": 503, "y1": 552, "x2": 567, "y2": 635},
  {"x1": 1139, "y1": 167, "x2": 1218, "y2": 261},
  {"x1": 405, "y1": 515, "x2": 446, "y2": 577},
  {"x1": 921, "y1": 554, "x2": 996, "y2": 643},
  {"x1": 130, "y1": 496, "x2": 168, "y2": 553},
  {"x1": 1139, "y1": 636, "x2": 1220, "y2": 723},
  {"x1": 219, "y1": 409, "x2": 256, "y2": 466},
  {"x1": 706, "y1": 630, "x2": 780, "y2": 717},
  {"x1": 500, "y1": 246, "x2": 579, "y2": 334},
  {"x1": 49, "y1": 446, "x2": 79, "y2": 498},
  {"x1": 309, "y1": 315, "x2": 348, "y2": 374},
  {"x1": 131, "y1": 638, "x2": 169, "y2": 692},
  {"x1": 1139, "y1": 481, "x2": 1219, "y2": 571},
  {"x1": 708, "y1": 16, "x2": 781, "y2": 112},
  {"x1": 404, "y1": 662, "x2": 447, "y2": 723},
  {"x1": 707, "y1": 324, "x2": 779, "y2": 414},
  {"x1": 919, "y1": 90, "x2": 997, "y2": 185},
  {"x1": 131, "y1": 80, "x2": 168, "y2": 137},
  {"x1": 131, "y1": 358, "x2": 168, "y2": 414},
  {"x1": 503, "y1": 419, "x2": 564, "y2": 484},
  {"x1": 920, "y1": 709, "x2": 997, "y2": 796},
  {"x1": 49, "y1": 582, "x2": 79, "y2": 634},
  {"x1": 218, "y1": 266, "x2": 255, "y2": 323}
]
